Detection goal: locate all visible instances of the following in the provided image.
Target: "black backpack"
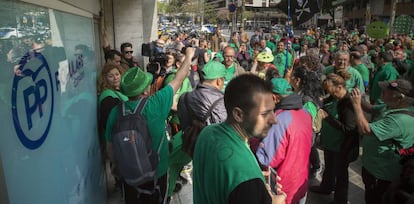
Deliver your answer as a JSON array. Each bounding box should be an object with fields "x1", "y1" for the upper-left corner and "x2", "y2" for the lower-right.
[
  {"x1": 181, "y1": 94, "x2": 223, "y2": 158},
  {"x1": 111, "y1": 98, "x2": 163, "y2": 196}
]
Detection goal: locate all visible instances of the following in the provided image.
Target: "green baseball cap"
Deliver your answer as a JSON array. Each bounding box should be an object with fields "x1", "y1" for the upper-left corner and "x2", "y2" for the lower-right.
[
  {"x1": 271, "y1": 78, "x2": 293, "y2": 95},
  {"x1": 202, "y1": 61, "x2": 227, "y2": 80}
]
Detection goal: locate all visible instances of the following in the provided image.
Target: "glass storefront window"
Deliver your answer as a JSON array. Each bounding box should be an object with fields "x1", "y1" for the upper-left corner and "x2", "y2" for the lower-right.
[{"x1": 0, "y1": 1, "x2": 105, "y2": 203}]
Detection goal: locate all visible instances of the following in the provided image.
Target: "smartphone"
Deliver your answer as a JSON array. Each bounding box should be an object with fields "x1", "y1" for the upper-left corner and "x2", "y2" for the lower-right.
[{"x1": 268, "y1": 167, "x2": 278, "y2": 195}]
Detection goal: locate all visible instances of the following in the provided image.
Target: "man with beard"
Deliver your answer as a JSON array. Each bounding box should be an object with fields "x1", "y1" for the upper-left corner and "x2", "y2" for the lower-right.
[
  {"x1": 193, "y1": 74, "x2": 286, "y2": 204},
  {"x1": 273, "y1": 41, "x2": 293, "y2": 77}
]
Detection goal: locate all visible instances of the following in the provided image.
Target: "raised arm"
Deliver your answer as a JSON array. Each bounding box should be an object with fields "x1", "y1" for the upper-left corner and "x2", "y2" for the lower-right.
[
  {"x1": 350, "y1": 88, "x2": 372, "y2": 135},
  {"x1": 168, "y1": 48, "x2": 195, "y2": 93}
]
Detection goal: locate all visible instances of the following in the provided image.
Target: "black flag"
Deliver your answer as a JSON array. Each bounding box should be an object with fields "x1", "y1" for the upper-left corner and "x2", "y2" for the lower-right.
[{"x1": 275, "y1": 0, "x2": 320, "y2": 26}]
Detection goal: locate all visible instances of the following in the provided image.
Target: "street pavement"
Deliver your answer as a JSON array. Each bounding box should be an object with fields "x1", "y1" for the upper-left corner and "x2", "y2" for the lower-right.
[{"x1": 108, "y1": 148, "x2": 366, "y2": 204}]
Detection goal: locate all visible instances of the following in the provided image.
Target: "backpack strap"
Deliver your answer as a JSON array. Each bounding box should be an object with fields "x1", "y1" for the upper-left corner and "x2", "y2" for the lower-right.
[
  {"x1": 121, "y1": 97, "x2": 148, "y2": 116},
  {"x1": 184, "y1": 93, "x2": 223, "y2": 123},
  {"x1": 184, "y1": 93, "x2": 202, "y2": 121},
  {"x1": 204, "y1": 97, "x2": 224, "y2": 124}
]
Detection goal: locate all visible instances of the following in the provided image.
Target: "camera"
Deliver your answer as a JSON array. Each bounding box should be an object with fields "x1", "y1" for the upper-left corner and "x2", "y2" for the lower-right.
[
  {"x1": 181, "y1": 45, "x2": 200, "y2": 61},
  {"x1": 142, "y1": 41, "x2": 169, "y2": 75}
]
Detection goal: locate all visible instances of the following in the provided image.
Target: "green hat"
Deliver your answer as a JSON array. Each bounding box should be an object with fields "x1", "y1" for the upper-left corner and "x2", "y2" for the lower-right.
[
  {"x1": 202, "y1": 61, "x2": 227, "y2": 80},
  {"x1": 256, "y1": 52, "x2": 274, "y2": 63},
  {"x1": 271, "y1": 78, "x2": 293, "y2": 95},
  {"x1": 121, "y1": 67, "x2": 153, "y2": 97}
]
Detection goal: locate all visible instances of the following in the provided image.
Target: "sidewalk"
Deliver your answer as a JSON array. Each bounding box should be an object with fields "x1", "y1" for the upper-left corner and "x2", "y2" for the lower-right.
[{"x1": 108, "y1": 148, "x2": 365, "y2": 204}]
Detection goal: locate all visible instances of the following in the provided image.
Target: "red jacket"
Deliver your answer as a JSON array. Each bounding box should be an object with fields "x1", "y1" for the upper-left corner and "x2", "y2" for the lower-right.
[{"x1": 254, "y1": 99, "x2": 313, "y2": 204}]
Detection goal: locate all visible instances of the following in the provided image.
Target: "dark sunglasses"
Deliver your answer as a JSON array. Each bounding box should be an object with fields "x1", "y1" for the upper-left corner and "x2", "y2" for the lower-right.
[{"x1": 124, "y1": 51, "x2": 133, "y2": 54}]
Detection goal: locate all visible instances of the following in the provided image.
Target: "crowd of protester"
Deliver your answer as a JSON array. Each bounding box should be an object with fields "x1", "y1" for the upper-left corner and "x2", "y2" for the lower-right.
[{"x1": 97, "y1": 25, "x2": 414, "y2": 204}]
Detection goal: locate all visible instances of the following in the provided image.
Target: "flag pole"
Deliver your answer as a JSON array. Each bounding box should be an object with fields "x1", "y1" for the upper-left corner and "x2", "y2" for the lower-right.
[{"x1": 284, "y1": 0, "x2": 291, "y2": 77}]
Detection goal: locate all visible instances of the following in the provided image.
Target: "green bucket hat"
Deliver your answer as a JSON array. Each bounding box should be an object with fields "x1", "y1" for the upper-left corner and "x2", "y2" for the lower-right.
[
  {"x1": 271, "y1": 78, "x2": 293, "y2": 95},
  {"x1": 121, "y1": 67, "x2": 153, "y2": 97},
  {"x1": 202, "y1": 61, "x2": 227, "y2": 80}
]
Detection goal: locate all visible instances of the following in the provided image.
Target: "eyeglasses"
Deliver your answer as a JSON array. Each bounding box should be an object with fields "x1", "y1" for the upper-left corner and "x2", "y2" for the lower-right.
[
  {"x1": 124, "y1": 51, "x2": 133, "y2": 54},
  {"x1": 224, "y1": 55, "x2": 234, "y2": 58}
]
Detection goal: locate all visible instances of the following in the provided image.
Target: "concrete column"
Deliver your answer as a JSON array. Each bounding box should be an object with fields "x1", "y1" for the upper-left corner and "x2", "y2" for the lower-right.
[{"x1": 103, "y1": 0, "x2": 158, "y2": 68}]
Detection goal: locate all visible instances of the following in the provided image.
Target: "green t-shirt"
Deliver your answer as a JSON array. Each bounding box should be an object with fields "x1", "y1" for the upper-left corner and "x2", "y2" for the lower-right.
[
  {"x1": 292, "y1": 43, "x2": 301, "y2": 52},
  {"x1": 229, "y1": 43, "x2": 239, "y2": 52},
  {"x1": 370, "y1": 62, "x2": 399, "y2": 104},
  {"x1": 323, "y1": 66, "x2": 365, "y2": 94},
  {"x1": 329, "y1": 45, "x2": 337, "y2": 53},
  {"x1": 105, "y1": 85, "x2": 174, "y2": 177},
  {"x1": 224, "y1": 63, "x2": 236, "y2": 89},
  {"x1": 352, "y1": 63, "x2": 370, "y2": 88},
  {"x1": 363, "y1": 107, "x2": 414, "y2": 181},
  {"x1": 320, "y1": 99, "x2": 344, "y2": 151},
  {"x1": 273, "y1": 34, "x2": 280, "y2": 43},
  {"x1": 273, "y1": 51, "x2": 293, "y2": 77},
  {"x1": 168, "y1": 131, "x2": 191, "y2": 196},
  {"x1": 164, "y1": 71, "x2": 192, "y2": 124},
  {"x1": 303, "y1": 101, "x2": 317, "y2": 121},
  {"x1": 214, "y1": 51, "x2": 224, "y2": 62},
  {"x1": 266, "y1": 41, "x2": 276, "y2": 53},
  {"x1": 405, "y1": 59, "x2": 414, "y2": 78},
  {"x1": 193, "y1": 123, "x2": 265, "y2": 204}
]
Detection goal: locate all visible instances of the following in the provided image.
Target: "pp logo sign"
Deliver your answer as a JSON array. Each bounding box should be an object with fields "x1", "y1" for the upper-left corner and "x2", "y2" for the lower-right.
[{"x1": 12, "y1": 51, "x2": 54, "y2": 150}]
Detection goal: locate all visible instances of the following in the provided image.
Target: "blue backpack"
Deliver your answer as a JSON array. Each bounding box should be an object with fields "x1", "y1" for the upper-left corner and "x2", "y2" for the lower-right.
[{"x1": 111, "y1": 98, "x2": 163, "y2": 196}]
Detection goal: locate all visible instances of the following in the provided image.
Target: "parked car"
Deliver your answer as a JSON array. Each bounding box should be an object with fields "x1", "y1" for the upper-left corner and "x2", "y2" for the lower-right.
[
  {"x1": 200, "y1": 24, "x2": 215, "y2": 33},
  {"x1": 0, "y1": 27, "x2": 25, "y2": 39},
  {"x1": 260, "y1": 26, "x2": 271, "y2": 33}
]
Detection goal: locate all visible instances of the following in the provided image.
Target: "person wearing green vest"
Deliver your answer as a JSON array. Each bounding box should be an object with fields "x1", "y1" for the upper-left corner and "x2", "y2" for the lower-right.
[
  {"x1": 265, "y1": 34, "x2": 276, "y2": 54},
  {"x1": 104, "y1": 48, "x2": 195, "y2": 204},
  {"x1": 163, "y1": 54, "x2": 193, "y2": 136},
  {"x1": 311, "y1": 51, "x2": 365, "y2": 195},
  {"x1": 97, "y1": 63, "x2": 128, "y2": 190},
  {"x1": 193, "y1": 74, "x2": 286, "y2": 204},
  {"x1": 98, "y1": 63, "x2": 128, "y2": 154},
  {"x1": 222, "y1": 46, "x2": 245, "y2": 90},
  {"x1": 271, "y1": 29, "x2": 280, "y2": 45},
  {"x1": 228, "y1": 31, "x2": 240, "y2": 52},
  {"x1": 370, "y1": 52, "x2": 400, "y2": 104},
  {"x1": 350, "y1": 51, "x2": 370, "y2": 91},
  {"x1": 350, "y1": 79, "x2": 414, "y2": 204},
  {"x1": 274, "y1": 41, "x2": 293, "y2": 77}
]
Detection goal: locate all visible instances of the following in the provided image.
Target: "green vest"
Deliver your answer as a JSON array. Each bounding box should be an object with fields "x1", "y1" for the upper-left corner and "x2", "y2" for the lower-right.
[
  {"x1": 193, "y1": 123, "x2": 265, "y2": 204},
  {"x1": 370, "y1": 62, "x2": 399, "y2": 104},
  {"x1": 98, "y1": 89, "x2": 128, "y2": 104}
]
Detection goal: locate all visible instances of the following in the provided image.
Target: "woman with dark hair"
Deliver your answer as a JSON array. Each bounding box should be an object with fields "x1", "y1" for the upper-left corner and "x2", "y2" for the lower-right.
[{"x1": 290, "y1": 65, "x2": 324, "y2": 178}]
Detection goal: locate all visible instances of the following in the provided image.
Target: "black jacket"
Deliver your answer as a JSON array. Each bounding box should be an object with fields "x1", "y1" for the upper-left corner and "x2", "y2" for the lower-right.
[{"x1": 177, "y1": 84, "x2": 227, "y2": 130}]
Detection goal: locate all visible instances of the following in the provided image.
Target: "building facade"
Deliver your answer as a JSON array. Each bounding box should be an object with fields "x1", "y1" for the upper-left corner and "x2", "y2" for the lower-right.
[
  {"x1": 0, "y1": 0, "x2": 157, "y2": 203},
  {"x1": 340, "y1": 0, "x2": 414, "y2": 30}
]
